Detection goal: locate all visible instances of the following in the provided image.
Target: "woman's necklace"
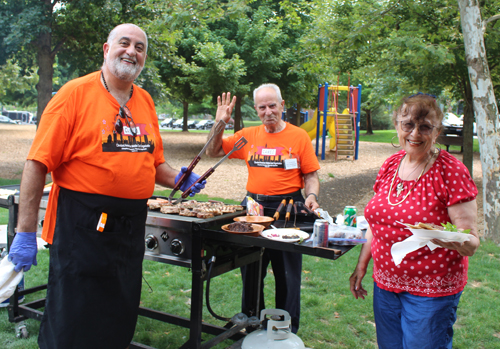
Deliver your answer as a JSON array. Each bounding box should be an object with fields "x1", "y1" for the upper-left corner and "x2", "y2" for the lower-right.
[
  {"x1": 388, "y1": 151, "x2": 436, "y2": 206},
  {"x1": 396, "y1": 156, "x2": 426, "y2": 196}
]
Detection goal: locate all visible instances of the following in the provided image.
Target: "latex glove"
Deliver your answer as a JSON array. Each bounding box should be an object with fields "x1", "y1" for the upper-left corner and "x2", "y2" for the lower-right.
[
  {"x1": 8, "y1": 232, "x2": 38, "y2": 272},
  {"x1": 175, "y1": 167, "x2": 207, "y2": 197}
]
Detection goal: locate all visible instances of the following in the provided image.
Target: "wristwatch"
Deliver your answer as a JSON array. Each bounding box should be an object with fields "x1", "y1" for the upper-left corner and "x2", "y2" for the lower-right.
[{"x1": 307, "y1": 193, "x2": 318, "y2": 202}]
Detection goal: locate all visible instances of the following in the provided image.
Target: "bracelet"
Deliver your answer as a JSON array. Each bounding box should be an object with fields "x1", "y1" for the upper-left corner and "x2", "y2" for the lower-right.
[{"x1": 306, "y1": 193, "x2": 318, "y2": 201}]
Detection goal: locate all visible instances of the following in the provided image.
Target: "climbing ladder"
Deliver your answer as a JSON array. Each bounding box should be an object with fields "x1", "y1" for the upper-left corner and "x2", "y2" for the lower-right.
[
  {"x1": 331, "y1": 78, "x2": 356, "y2": 161},
  {"x1": 335, "y1": 112, "x2": 356, "y2": 160}
]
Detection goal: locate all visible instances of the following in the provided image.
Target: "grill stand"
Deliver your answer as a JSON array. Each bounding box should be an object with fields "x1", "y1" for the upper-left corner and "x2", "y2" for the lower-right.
[{"x1": 1, "y1": 192, "x2": 355, "y2": 348}]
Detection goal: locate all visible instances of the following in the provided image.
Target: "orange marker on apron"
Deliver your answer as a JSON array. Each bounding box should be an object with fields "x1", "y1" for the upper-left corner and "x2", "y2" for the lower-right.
[{"x1": 97, "y1": 212, "x2": 108, "y2": 232}]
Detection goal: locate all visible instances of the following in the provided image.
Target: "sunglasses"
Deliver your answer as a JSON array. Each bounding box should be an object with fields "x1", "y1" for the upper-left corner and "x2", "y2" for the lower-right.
[
  {"x1": 398, "y1": 120, "x2": 436, "y2": 135},
  {"x1": 114, "y1": 106, "x2": 137, "y2": 136}
]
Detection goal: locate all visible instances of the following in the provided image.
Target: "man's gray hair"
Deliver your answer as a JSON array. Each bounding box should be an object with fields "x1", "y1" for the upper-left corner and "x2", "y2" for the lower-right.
[
  {"x1": 253, "y1": 83, "x2": 283, "y2": 103},
  {"x1": 107, "y1": 23, "x2": 148, "y2": 53}
]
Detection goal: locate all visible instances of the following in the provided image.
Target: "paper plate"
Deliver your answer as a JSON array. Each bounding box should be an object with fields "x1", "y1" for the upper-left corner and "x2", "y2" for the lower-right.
[
  {"x1": 260, "y1": 229, "x2": 309, "y2": 243},
  {"x1": 408, "y1": 228, "x2": 470, "y2": 242}
]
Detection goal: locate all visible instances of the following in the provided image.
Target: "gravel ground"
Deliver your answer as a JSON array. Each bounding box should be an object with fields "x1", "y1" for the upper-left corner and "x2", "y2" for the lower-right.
[{"x1": 0, "y1": 124, "x2": 484, "y2": 233}]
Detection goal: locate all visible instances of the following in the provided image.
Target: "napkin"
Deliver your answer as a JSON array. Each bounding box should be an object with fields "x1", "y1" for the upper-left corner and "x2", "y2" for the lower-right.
[
  {"x1": 391, "y1": 228, "x2": 471, "y2": 266},
  {"x1": 0, "y1": 256, "x2": 24, "y2": 303}
]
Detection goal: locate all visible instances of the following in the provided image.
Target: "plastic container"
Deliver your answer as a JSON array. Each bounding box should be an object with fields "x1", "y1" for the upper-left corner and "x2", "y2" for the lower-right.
[{"x1": 0, "y1": 275, "x2": 25, "y2": 307}]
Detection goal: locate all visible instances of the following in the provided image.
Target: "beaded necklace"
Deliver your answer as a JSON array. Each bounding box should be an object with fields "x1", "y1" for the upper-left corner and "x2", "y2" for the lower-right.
[
  {"x1": 101, "y1": 71, "x2": 133, "y2": 99},
  {"x1": 396, "y1": 155, "x2": 427, "y2": 196},
  {"x1": 387, "y1": 150, "x2": 438, "y2": 206}
]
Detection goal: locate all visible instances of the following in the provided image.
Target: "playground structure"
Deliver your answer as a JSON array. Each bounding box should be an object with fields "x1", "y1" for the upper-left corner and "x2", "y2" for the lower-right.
[{"x1": 300, "y1": 82, "x2": 361, "y2": 160}]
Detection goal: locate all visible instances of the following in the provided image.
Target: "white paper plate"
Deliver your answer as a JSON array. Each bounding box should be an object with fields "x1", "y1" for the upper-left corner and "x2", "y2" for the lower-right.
[
  {"x1": 260, "y1": 229, "x2": 309, "y2": 243},
  {"x1": 408, "y1": 228, "x2": 470, "y2": 242}
]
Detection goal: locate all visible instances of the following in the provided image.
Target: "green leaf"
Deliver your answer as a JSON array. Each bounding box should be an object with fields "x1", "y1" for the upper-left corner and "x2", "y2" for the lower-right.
[{"x1": 441, "y1": 222, "x2": 470, "y2": 234}]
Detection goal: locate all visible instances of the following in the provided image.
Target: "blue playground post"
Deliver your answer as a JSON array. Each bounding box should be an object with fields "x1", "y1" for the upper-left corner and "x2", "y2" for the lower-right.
[
  {"x1": 321, "y1": 83, "x2": 329, "y2": 160},
  {"x1": 315, "y1": 84, "x2": 322, "y2": 156},
  {"x1": 355, "y1": 84, "x2": 362, "y2": 160}
]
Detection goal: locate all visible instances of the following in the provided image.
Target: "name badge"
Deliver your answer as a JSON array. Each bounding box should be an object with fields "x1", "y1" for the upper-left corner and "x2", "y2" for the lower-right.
[
  {"x1": 262, "y1": 148, "x2": 276, "y2": 156},
  {"x1": 283, "y1": 158, "x2": 298, "y2": 170},
  {"x1": 123, "y1": 126, "x2": 140, "y2": 136}
]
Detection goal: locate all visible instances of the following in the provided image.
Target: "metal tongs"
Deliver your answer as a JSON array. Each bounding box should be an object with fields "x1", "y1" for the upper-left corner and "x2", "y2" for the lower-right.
[
  {"x1": 272, "y1": 198, "x2": 295, "y2": 228},
  {"x1": 168, "y1": 120, "x2": 226, "y2": 202},
  {"x1": 296, "y1": 201, "x2": 319, "y2": 217},
  {"x1": 273, "y1": 199, "x2": 287, "y2": 221},
  {"x1": 181, "y1": 136, "x2": 248, "y2": 198},
  {"x1": 284, "y1": 199, "x2": 294, "y2": 228}
]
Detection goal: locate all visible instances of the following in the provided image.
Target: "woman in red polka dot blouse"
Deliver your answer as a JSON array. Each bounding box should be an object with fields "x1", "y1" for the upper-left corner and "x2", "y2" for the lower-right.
[{"x1": 349, "y1": 93, "x2": 480, "y2": 349}]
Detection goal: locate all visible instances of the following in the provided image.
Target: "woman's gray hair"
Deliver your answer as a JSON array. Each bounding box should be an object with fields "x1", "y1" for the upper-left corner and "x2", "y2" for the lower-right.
[
  {"x1": 253, "y1": 83, "x2": 283, "y2": 103},
  {"x1": 107, "y1": 23, "x2": 148, "y2": 54}
]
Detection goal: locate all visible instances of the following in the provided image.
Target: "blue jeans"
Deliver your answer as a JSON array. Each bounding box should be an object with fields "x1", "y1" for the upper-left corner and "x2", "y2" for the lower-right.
[{"x1": 373, "y1": 283, "x2": 462, "y2": 349}]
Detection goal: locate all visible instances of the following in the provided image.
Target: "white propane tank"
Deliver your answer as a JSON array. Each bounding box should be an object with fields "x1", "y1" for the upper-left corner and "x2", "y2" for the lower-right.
[{"x1": 241, "y1": 309, "x2": 305, "y2": 349}]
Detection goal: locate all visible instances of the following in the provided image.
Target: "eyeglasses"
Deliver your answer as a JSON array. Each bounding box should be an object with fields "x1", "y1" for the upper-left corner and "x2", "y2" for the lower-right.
[
  {"x1": 114, "y1": 106, "x2": 137, "y2": 136},
  {"x1": 398, "y1": 120, "x2": 436, "y2": 135}
]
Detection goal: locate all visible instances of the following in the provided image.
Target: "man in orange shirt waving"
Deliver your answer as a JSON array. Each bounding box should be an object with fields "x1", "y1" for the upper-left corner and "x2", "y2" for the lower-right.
[
  {"x1": 8, "y1": 24, "x2": 205, "y2": 349},
  {"x1": 206, "y1": 84, "x2": 320, "y2": 333}
]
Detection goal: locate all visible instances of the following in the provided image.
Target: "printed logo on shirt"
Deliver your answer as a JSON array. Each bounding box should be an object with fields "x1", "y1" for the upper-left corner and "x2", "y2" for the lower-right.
[
  {"x1": 246, "y1": 144, "x2": 300, "y2": 169},
  {"x1": 101, "y1": 119, "x2": 156, "y2": 153}
]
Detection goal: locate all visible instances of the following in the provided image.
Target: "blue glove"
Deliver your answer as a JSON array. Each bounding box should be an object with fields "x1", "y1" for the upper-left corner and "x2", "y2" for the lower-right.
[
  {"x1": 175, "y1": 167, "x2": 207, "y2": 197},
  {"x1": 8, "y1": 232, "x2": 38, "y2": 272}
]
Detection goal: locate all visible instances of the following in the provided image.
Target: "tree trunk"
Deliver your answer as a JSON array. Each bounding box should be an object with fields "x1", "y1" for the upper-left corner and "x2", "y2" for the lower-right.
[
  {"x1": 35, "y1": 29, "x2": 54, "y2": 125},
  {"x1": 458, "y1": 0, "x2": 500, "y2": 243},
  {"x1": 462, "y1": 81, "x2": 474, "y2": 174},
  {"x1": 182, "y1": 101, "x2": 189, "y2": 132},
  {"x1": 234, "y1": 95, "x2": 242, "y2": 132},
  {"x1": 364, "y1": 108, "x2": 373, "y2": 135}
]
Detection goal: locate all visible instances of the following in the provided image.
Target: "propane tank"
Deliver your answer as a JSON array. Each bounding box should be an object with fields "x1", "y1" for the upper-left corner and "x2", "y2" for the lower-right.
[{"x1": 241, "y1": 309, "x2": 305, "y2": 349}]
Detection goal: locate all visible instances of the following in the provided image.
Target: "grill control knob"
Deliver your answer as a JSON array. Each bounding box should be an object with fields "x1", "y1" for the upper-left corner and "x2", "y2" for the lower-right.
[
  {"x1": 145, "y1": 235, "x2": 158, "y2": 251},
  {"x1": 170, "y1": 239, "x2": 185, "y2": 256}
]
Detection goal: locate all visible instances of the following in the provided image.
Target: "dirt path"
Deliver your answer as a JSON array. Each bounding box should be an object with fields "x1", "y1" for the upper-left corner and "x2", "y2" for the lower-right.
[{"x1": 0, "y1": 124, "x2": 484, "y2": 234}]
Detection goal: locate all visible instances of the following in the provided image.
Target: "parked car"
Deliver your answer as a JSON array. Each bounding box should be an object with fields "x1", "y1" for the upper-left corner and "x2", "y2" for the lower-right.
[
  {"x1": 160, "y1": 118, "x2": 173, "y2": 128},
  {"x1": 171, "y1": 119, "x2": 183, "y2": 129},
  {"x1": 442, "y1": 113, "x2": 463, "y2": 136},
  {"x1": 0, "y1": 115, "x2": 17, "y2": 124},
  {"x1": 442, "y1": 113, "x2": 477, "y2": 136},
  {"x1": 225, "y1": 122, "x2": 234, "y2": 130},
  {"x1": 195, "y1": 120, "x2": 215, "y2": 130},
  {"x1": 187, "y1": 120, "x2": 197, "y2": 129}
]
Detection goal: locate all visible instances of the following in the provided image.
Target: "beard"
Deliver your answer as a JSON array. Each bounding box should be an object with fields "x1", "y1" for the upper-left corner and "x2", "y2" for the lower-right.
[{"x1": 106, "y1": 54, "x2": 143, "y2": 82}]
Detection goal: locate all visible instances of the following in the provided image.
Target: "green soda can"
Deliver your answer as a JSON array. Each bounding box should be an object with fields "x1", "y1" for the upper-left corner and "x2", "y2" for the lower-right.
[{"x1": 343, "y1": 206, "x2": 357, "y2": 227}]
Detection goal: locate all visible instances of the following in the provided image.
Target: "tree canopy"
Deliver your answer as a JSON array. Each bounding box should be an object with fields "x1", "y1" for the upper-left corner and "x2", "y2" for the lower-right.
[{"x1": 0, "y1": 0, "x2": 148, "y2": 120}]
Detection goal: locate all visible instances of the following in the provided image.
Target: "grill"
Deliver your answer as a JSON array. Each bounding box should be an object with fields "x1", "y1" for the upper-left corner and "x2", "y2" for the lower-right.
[
  {"x1": 143, "y1": 205, "x2": 249, "y2": 266},
  {"x1": 2, "y1": 191, "x2": 355, "y2": 349}
]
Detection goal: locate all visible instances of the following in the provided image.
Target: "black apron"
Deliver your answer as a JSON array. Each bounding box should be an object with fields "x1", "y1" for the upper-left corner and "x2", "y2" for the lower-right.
[{"x1": 38, "y1": 187, "x2": 148, "y2": 349}]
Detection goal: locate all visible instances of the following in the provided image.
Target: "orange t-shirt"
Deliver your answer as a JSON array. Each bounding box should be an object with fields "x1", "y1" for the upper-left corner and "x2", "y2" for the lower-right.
[
  {"x1": 28, "y1": 71, "x2": 165, "y2": 243},
  {"x1": 221, "y1": 124, "x2": 320, "y2": 196}
]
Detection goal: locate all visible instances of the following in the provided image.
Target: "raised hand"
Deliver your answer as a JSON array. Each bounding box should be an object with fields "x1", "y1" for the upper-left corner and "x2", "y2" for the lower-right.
[{"x1": 215, "y1": 92, "x2": 236, "y2": 123}]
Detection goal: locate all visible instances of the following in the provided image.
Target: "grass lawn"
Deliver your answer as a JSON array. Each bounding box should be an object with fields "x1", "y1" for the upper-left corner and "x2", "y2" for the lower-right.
[{"x1": 0, "y1": 241, "x2": 498, "y2": 348}]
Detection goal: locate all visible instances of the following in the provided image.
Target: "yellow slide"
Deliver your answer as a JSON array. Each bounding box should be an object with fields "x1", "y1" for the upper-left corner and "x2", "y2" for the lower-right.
[{"x1": 300, "y1": 109, "x2": 337, "y2": 150}]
